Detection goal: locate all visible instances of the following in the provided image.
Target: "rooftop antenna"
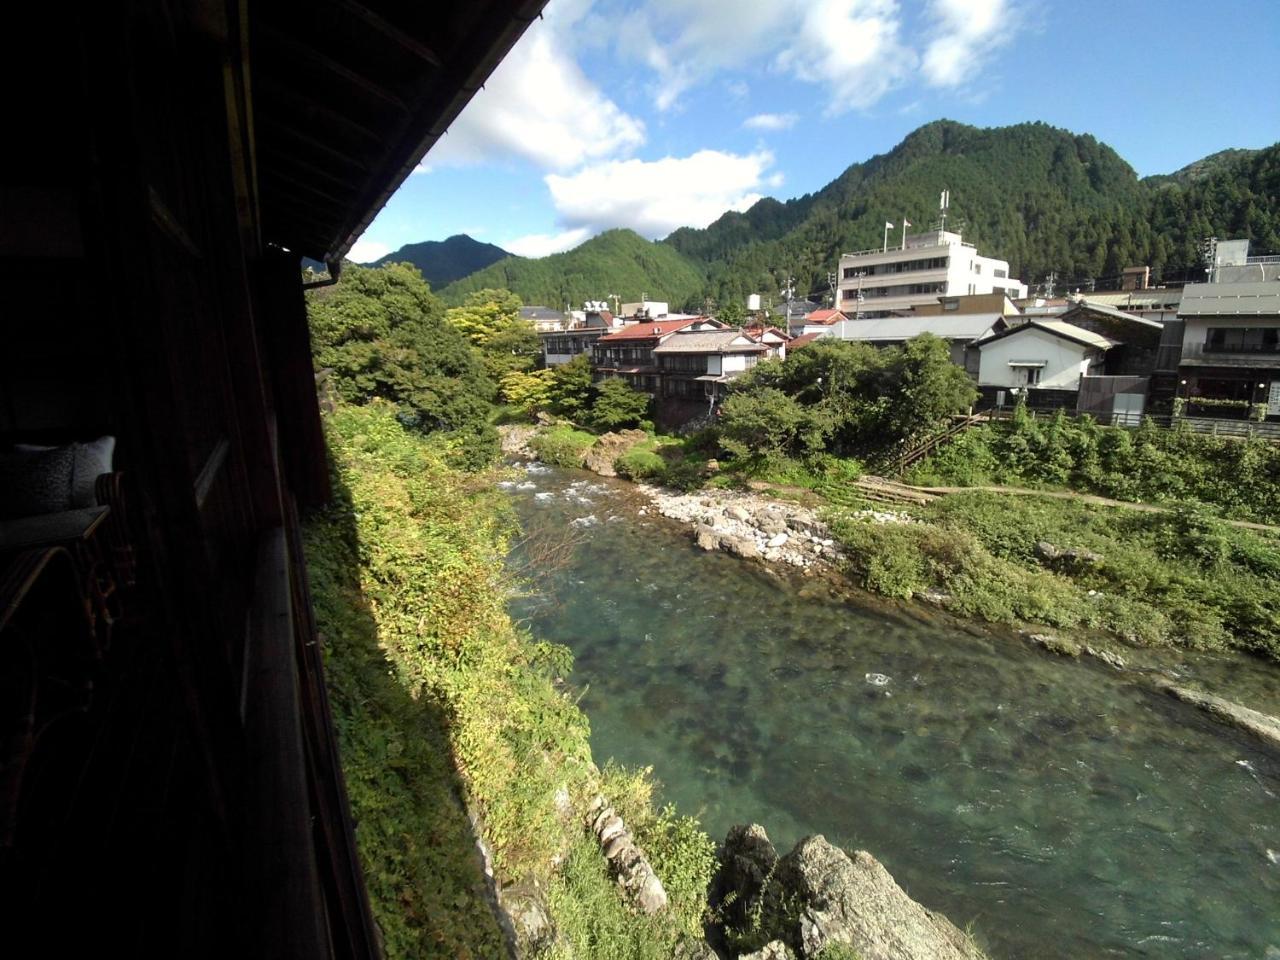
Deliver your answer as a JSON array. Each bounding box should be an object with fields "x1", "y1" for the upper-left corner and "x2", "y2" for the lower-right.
[{"x1": 939, "y1": 189, "x2": 950, "y2": 233}]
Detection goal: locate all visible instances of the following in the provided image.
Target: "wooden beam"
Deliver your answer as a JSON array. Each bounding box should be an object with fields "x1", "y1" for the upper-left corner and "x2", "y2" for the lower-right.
[
  {"x1": 255, "y1": 75, "x2": 383, "y2": 146},
  {"x1": 333, "y1": 0, "x2": 443, "y2": 66},
  {"x1": 258, "y1": 143, "x2": 368, "y2": 194},
  {"x1": 257, "y1": 24, "x2": 407, "y2": 112},
  {"x1": 265, "y1": 120, "x2": 373, "y2": 173}
]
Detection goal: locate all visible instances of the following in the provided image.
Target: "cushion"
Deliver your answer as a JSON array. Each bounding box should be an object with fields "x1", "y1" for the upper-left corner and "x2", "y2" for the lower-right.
[
  {"x1": 14, "y1": 435, "x2": 115, "y2": 508},
  {"x1": 0, "y1": 445, "x2": 75, "y2": 519}
]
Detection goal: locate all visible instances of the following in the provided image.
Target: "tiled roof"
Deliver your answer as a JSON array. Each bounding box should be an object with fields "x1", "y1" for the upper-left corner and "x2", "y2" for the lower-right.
[
  {"x1": 835, "y1": 314, "x2": 1002, "y2": 342},
  {"x1": 519, "y1": 306, "x2": 566, "y2": 321},
  {"x1": 977, "y1": 319, "x2": 1120, "y2": 351},
  {"x1": 598, "y1": 316, "x2": 713, "y2": 341},
  {"x1": 653, "y1": 330, "x2": 766, "y2": 354},
  {"x1": 788, "y1": 332, "x2": 823, "y2": 349},
  {"x1": 804, "y1": 309, "x2": 848, "y2": 325}
]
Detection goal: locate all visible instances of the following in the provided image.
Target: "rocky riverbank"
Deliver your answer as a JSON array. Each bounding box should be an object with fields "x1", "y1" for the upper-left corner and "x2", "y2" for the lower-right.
[{"x1": 712, "y1": 824, "x2": 987, "y2": 959}]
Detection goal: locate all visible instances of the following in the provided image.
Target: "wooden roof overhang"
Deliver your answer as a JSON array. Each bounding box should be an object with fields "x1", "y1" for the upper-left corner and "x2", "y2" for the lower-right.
[{"x1": 247, "y1": 0, "x2": 547, "y2": 266}]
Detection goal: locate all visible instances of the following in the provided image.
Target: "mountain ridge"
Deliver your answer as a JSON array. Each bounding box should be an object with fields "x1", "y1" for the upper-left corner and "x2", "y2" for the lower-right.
[
  {"x1": 374, "y1": 233, "x2": 510, "y2": 289},
  {"x1": 425, "y1": 121, "x2": 1278, "y2": 309}
]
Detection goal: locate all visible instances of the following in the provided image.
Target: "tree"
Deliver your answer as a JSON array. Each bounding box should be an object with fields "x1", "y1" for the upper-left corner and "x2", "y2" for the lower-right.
[
  {"x1": 588, "y1": 377, "x2": 651, "y2": 431},
  {"x1": 878, "y1": 334, "x2": 978, "y2": 444},
  {"x1": 716, "y1": 298, "x2": 746, "y2": 325},
  {"x1": 499, "y1": 368, "x2": 554, "y2": 414},
  {"x1": 718, "y1": 388, "x2": 830, "y2": 462},
  {"x1": 445, "y1": 288, "x2": 540, "y2": 383},
  {"x1": 306, "y1": 262, "x2": 497, "y2": 466},
  {"x1": 547, "y1": 355, "x2": 594, "y2": 419}
]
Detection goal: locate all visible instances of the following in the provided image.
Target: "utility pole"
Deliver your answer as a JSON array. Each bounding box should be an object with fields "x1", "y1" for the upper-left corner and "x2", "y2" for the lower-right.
[
  {"x1": 1043, "y1": 271, "x2": 1056, "y2": 298},
  {"x1": 827, "y1": 271, "x2": 838, "y2": 310},
  {"x1": 849, "y1": 271, "x2": 866, "y2": 321}
]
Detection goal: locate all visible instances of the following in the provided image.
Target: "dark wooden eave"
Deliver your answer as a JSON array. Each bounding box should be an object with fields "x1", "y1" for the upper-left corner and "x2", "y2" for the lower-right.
[{"x1": 249, "y1": 0, "x2": 547, "y2": 265}]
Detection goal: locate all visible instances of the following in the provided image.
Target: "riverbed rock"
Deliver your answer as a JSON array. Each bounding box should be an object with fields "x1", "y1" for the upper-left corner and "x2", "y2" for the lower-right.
[
  {"x1": 774, "y1": 836, "x2": 986, "y2": 960},
  {"x1": 767, "y1": 533, "x2": 789, "y2": 548},
  {"x1": 727, "y1": 504, "x2": 753, "y2": 522},
  {"x1": 497, "y1": 424, "x2": 540, "y2": 459},
  {"x1": 695, "y1": 524, "x2": 723, "y2": 551},
  {"x1": 740, "y1": 942, "x2": 795, "y2": 960},
  {"x1": 1083, "y1": 644, "x2": 1126, "y2": 670},
  {"x1": 1027, "y1": 632, "x2": 1083, "y2": 657},
  {"x1": 1154, "y1": 681, "x2": 1280, "y2": 752},
  {"x1": 585, "y1": 796, "x2": 669, "y2": 914},
  {"x1": 582, "y1": 429, "x2": 649, "y2": 477},
  {"x1": 725, "y1": 535, "x2": 762, "y2": 560},
  {"x1": 1034, "y1": 540, "x2": 1103, "y2": 569}
]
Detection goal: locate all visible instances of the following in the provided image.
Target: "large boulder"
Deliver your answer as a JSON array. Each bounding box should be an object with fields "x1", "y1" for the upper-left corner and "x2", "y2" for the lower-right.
[
  {"x1": 774, "y1": 836, "x2": 985, "y2": 960},
  {"x1": 582, "y1": 429, "x2": 649, "y2": 477}
]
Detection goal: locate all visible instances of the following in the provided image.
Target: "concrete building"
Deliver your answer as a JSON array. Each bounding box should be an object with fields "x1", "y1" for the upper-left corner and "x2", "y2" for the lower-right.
[
  {"x1": 519, "y1": 305, "x2": 567, "y2": 332},
  {"x1": 540, "y1": 305, "x2": 619, "y2": 366},
  {"x1": 836, "y1": 230, "x2": 1027, "y2": 318}
]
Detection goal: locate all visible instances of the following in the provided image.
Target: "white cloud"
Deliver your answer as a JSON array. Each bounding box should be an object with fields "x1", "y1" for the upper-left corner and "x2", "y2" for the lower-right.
[
  {"x1": 505, "y1": 228, "x2": 594, "y2": 258},
  {"x1": 347, "y1": 238, "x2": 390, "y2": 263},
  {"x1": 621, "y1": 0, "x2": 918, "y2": 115},
  {"x1": 543, "y1": 149, "x2": 776, "y2": 240},
  {"x1": 744, "y1": 112, "x2": 799, "y2": 131},
  {"x1": 777, "y1": 0, "x2": 917, "y2": 114},
  {"x1": 922, "y1": 0, "x2": 1011, "y2": 87},
  {"x1": 422, "y1": 1, "x2": 644, "y2": 172}
]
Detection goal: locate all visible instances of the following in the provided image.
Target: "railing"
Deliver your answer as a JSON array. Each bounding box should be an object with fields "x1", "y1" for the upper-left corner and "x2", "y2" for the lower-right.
[
  {"x1": 888, "y1": 413, "x2": 985, "y2": 475},
  {"x1": 1179, "y1": 341, "x2": 1280, "y2": 364},
  {"x1": 983, "y1": 405, "x2": 1280, "y2": 440}
]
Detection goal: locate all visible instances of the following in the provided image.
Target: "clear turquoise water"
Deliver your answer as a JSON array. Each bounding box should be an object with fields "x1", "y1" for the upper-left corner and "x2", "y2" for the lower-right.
[{"x1": 504, "y1": 464, "x2": 1280, "y2": 959}]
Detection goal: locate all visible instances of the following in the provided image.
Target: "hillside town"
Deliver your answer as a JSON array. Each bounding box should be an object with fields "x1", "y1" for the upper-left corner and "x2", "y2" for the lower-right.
[{"x1": 532, "y1": 229, "x2": 1280, "y2": 433}]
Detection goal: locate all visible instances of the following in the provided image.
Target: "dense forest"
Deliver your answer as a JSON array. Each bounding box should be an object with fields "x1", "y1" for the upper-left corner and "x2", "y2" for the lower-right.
[
  {"x1": 423, "y1": 121, "x2": 1277, "y2": 313},
  {"x1": 373, "y1": 233, "x2": 510, "y2": 288},
  {"x1": 437, "y1": 227, "x2": 709, "y2": 309}
]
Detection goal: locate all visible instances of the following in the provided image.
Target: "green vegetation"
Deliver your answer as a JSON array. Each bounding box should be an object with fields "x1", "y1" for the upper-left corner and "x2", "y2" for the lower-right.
[
  {"x1": 373, "y1": 234, "x2": 511, "y2": 288},
  {"x1": 721, "y1": 335, "x2": 976, "y2": 463},
  {"x1": 906, "y1": 406, "x2": 1280, "y2": 525},
  {"x1": 439, "y1": 228, "x2": 708, "y2": 310},
  {"x1": 827, "y1": 492, "x2": 1280, "y2": 660},
  {"x1": 666, "y1": 121, "x2": 1279, "y2": 309},
  {"x1": 530, "y1": 425, "x2": 598, "y2": 467},
  {"x1": 445, "y1": 287, "x2": 540, "y2": 387},
  {"x1": 306, "y1": 402, "x2": 715, "y2": 957},
  {"x1": 589, "y1": 377, "x2": 652, "y2": 430},
  {"x1": 307, "y1": 261, "x2": 497, "y2": 467}
]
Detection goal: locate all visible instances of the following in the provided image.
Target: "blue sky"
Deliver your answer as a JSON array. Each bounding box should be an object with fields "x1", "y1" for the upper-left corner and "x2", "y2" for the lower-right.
[{"x1": 348, "y1": 0, "x2": 1280, "y2": 263}]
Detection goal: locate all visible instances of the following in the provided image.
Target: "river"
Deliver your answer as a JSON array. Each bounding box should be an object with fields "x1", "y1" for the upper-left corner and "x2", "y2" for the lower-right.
[{"x1": 502, "y1": 462, "x2": 1280, "y2": 959}]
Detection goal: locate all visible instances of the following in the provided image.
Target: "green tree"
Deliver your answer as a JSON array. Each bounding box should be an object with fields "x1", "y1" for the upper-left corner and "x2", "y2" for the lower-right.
[
  {"x1": 307, "y1": 262, "x2": 497, "y2": 466},
  {"x1": 499, "y1": 367, "x2": 554, "y2": 414},
  {"x1": 547, "y1": 355, "x2": 595, "y2": 419},
  {"x1": 587, "y1": 377, "x2": 651, "y2": 430},
  {"x1": 445, "y1": 288, "x2": 539, "y2": 383},
  {"x1": 718, "y1": 387, "x2": 830, "y2": 462}
]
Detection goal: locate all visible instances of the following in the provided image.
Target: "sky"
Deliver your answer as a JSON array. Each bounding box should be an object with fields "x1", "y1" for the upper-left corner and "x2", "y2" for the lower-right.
[{"x1": 347, "y1": 0, "x2": 1280, "y2": 263}]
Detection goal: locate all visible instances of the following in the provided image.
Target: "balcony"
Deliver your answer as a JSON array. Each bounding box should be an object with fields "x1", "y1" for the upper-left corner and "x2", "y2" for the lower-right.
[{"x1": 1179, "y1": 340, "x2": 1280, "y2": 367}]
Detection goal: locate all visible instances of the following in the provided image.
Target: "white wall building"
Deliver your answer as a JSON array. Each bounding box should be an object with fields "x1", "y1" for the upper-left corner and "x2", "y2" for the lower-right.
[
  {"x1": 975, "y1": 320, "x2": 1116, "y2": 393},
  {"x1": 837, "y1": 230, "x2": 1027, "y2": 318}
]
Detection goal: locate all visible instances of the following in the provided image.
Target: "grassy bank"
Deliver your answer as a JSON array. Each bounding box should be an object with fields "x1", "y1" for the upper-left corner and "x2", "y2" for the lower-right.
[
  {"x1": 827, "y1": 492, "x2": 1280, "y2": 661},
  {"x1": 305, "y1": 401, "x2": 713, "y2": 957},
  {"x1": 905, "y1": 409, "x2": 1280, "y2": 525}
]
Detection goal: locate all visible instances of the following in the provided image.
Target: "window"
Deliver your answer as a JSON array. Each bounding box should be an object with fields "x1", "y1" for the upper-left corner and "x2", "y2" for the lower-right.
[
  {"x1": 1205, "y1": 327, "x2": 1280, "y2": 353},
  {"x1": 974, "y1": 263, "x2": 982, "y2": 275},
  {"x1": 994, "y1": 268, "x2": 1007, "y2": 279}
]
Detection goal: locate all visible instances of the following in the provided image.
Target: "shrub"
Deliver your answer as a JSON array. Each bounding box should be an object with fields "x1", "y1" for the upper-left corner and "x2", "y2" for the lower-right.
[
  {"x1": 616, "y1": 447, "x2": 666, "y2": 481},
  {"x1": 530, "y1": 425, "x2": 596, "y2": 467}
]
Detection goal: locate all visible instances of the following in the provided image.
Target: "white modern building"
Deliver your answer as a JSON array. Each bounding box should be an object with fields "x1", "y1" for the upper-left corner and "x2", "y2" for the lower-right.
[{"x1": 836, "y1": 230, "x2": 1027, "y2": 318}]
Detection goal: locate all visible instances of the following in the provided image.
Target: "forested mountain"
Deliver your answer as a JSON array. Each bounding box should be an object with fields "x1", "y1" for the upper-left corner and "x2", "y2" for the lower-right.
[
  {"x1": 1143, "y1": 149, "x2": 1260, "y2": 189},
  {"x1": 374, "y1": 233, "x2": 510, "y2": 288},
  {"x1": 666, "y1": 121, "x2": 1279, "y2": 307},
  {"x1": 437, "y1": 228, "x2": 708, "y2": 308},
  {"x1": 423, "y1": 122, "x2": 1277, "y2": 312}
]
